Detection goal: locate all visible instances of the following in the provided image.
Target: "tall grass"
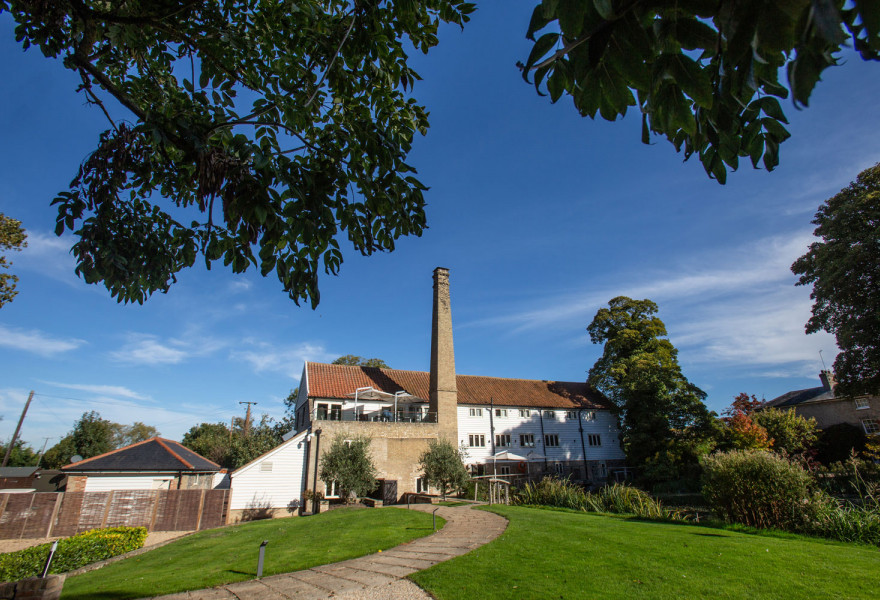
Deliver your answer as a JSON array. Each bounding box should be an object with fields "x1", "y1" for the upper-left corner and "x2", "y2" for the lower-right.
[{"x1": 513, "y1": 477, "x2": 673, "y2": 519}]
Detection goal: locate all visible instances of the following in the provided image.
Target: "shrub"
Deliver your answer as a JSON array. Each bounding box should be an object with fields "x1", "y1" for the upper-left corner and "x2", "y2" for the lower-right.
[
  {"x1": 701, "y1": 450, "x2": 817, "y2": 530},
  {"x1": 0, "y1": 526, "x2": 147, "y2": 582},
  {"x1": 752, "y1": 408, "x2": 818, "y2": 456},
  {"x1": 513, "y1": 478, "x2": 671, "y2": 519},
  {"x1": 418, "y1": 439, "x2": 470, "y2": 499}
]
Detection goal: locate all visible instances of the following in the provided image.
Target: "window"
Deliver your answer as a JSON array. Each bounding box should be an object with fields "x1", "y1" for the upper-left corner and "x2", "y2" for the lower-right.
[
  {"x1": 495, "y1": 408, "x2": 508, "y2": 417},
  {"x1": 416, "y1": 477, "x2": 428, "y2": 494},
  {"x1": 519, "y1": 409, "x2": 531, "y2": 418},
  {"x1": 469, "y1": 434, "x2": 486, "y2": 447},
  {"x1": 495, "y1": 434, "x2": 511, "y2": 447},
  {"x1": 582, "y1": 411, "x2": 595, "y2": 421},
  {"x1": 862, "y1": 419, "x2": 879, "y2": 434},
  {"x1": 499, "y1": 466, "x2": 511, "y2": 475},
  {"x1": 566, "y1": 411, "x2": 577, "y2": 419},
  {"x1": 588, "y1": 434, "x2": 601, "y2": 447},
  {"x1": 520, "y1": 434, "x2": 535, "y2": 447},
  {"x1": 543, "y1": 410, "x2": 555, "y2": 419},
  {"x1": 598, "y1": 462, "x2": 607, "y2": 478},
  {"x1": 469, "y1": 408, "x2": 483, "y2": 417},
  {"x1": 326, "y1": 481, "x2": 339, "y2": 498},
  {"x1": 544, "y1": 434, "x2": 559, "y2": 447},
  {"x1": 855, "y1": 398, "x2": 870, "y2": 410},
  {"x1": 554, "y1": 463, "x2": 564, "y2": 474},
  {"x1": 260, "y1": 461, "x2": 273, "y2": 472},
  {"x1": 316, "y1": 403, "x2": 341, "y2": 421}
]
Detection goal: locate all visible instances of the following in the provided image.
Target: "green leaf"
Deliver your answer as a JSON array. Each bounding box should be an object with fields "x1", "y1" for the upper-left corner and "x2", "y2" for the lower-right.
[
  {"x1": 525, "y1": 32, "x2": 560, "y2": 72},
  {"x1": 557, "y1": 0, "x2": 587, "y2": 37},
  {"x1": 593, "y1": 0, "x2": 615, "y2": 20},
  {"x1": 854, "y1": 0, "x2": 880, "y2": 40},
  {"x1": 668, "y1": 54, "x2": 713, "y2": 108}
]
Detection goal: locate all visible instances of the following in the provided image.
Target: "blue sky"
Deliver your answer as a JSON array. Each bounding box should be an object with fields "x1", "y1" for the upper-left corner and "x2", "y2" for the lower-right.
[{"x1": 2, "y1": 4, "x2": 879, "y2": 451}]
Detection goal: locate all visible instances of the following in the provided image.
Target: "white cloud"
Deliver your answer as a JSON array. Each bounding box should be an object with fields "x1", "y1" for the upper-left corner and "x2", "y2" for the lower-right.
[
  {"x1": 232, "y1": 341, "x2": 335, "y2": 380},
  {"x1": 14, "y1": 232, "x2": 81, "y2": 284},
  {"x1": 39, "y1": 381, "x2": 150, "y2": 401},
  {"x1": 465, "y1": 229, "x2": 834, "y2": 379},
  {"x1": 0, "y1": 324, "x2": 85, "y2": 356},
  {"x1": 110, "y1": 334, "x2": 190, "y2": 365}
]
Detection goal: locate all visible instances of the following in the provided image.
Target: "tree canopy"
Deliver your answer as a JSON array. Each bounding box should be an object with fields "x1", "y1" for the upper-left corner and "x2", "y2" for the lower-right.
[
  {"x1": 319, "y1": 434, "x2": 378, "y2": 501},
  {"x1": 587, "y1": 296, "x2": 713, "y2": 469},
  {"x1": 181, "y1": 416, "x2": 281, "y2": 469},
  {"x1": 520, "y1": 0, "x2": 880, "y2": 183},
  {"x1": 418, "y1": 438, "x2": 469, "y2": 499},
  {"x1": 42, "y1": 410, "x2": 115, "y2": 468},
  {"x1": 0, "y1": 212, "x2": 27, "y2": 307},
  {"x1": 331, "y1": 355, "x2": 390, "y2": 368},
  {"x1": 792, "y1": 163, "x2": 880, "y2": 396},
  {"x1": 2, "y1": 0, "x2": 474, "y2": 306}
]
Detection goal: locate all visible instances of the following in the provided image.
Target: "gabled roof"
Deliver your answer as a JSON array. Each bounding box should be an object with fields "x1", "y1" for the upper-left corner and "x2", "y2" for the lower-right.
[
  {"x1": 231, "y1": 429, "x2": 309, "y2": 478},
  {"x1": 765, "y1": 386, "x2": 835, "y2": 408},
  {"x1": 305, "y1": 363, "x2": 612, "y2": 410},
  {"x1": 62, "y1": 437, "x2": 221, "y2": 473}
]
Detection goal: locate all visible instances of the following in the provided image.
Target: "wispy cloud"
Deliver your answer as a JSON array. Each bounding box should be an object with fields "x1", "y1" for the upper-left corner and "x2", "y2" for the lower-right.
[
  {"x1": 109, "y1": 332, "x2": 227, "y2": 366},
  {"x1": 39, "y1": 381, "x2": 151, "y2": 401},
  {"x1": 232, "y1": 340, "x2": 335, "y2": 380},
  {"x1": 0, "y1": 324, "x2": 85, "y2": 356},
  {"x1": 464, "y1": 229, "x2": 832, "y2": 379}
]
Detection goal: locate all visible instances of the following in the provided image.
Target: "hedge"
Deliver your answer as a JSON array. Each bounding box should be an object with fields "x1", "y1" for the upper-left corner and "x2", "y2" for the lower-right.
[{"x1": 0, "y1": 526, "x2": 148, "y2": 582}]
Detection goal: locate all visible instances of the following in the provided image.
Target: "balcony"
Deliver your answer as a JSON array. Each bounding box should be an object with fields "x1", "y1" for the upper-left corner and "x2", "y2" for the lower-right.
[{"x1": 313, "y1": 407, "x2": 437, "y2": 424}]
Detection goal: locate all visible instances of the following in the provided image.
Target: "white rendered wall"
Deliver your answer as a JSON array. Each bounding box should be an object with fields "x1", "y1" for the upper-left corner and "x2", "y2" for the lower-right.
[{"x1": 83, "y1": 475, "x2": 172, "y2": 491}]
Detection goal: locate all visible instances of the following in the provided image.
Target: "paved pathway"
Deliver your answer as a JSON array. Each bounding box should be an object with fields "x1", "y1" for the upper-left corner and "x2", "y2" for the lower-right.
[{"x1": 150, "y1": 504, "x2": 508, "y2": 600}]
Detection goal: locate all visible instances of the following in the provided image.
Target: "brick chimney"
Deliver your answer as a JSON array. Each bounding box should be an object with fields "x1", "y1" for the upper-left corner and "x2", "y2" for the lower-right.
[
  {"x1": 430, "y1": 267, "x2": 458, "y2": 441},
  {"x1": 819, "y1": 370, "x2": 836, "y2": 394}
]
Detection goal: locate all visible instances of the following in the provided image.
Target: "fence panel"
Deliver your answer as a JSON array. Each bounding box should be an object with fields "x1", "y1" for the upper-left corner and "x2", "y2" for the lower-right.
[
  {"x1": 199, "y1": 490, "x2": 228, "y2": 530},
  {"x1": 106, "y1": 490, "x2": 157, "y2": 528}
]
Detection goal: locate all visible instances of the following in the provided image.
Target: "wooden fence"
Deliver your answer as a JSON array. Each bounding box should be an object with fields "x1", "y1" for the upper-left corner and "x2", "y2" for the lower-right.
[{"x1": 0, "y1": 489, "x2": 228, "y2": 540}]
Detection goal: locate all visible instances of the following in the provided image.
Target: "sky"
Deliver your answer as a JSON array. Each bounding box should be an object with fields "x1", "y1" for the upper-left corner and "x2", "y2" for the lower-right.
[{"x1": 2, "y1": 4, "x2": 879, "y2": 454}]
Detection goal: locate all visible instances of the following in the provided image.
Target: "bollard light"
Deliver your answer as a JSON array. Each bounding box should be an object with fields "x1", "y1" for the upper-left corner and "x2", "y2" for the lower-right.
[
  {"x1": 257, "y1": 540, "x2": 269, "y2": 578},
  {"x1": 41, "y1": 540, "x2": 58, "y2": 578},
  {"x1": 432, "y1": 507, "x2": 439, "y2": 531}
]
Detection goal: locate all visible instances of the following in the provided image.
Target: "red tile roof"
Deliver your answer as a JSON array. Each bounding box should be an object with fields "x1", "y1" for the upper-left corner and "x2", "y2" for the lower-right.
[{"x1": 306, "y1": 363, "x2": 612, "y2": 410}]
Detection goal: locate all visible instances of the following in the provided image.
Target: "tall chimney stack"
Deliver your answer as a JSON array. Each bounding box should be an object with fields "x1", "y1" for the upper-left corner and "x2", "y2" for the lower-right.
[{"x1": 430, "y1": 267, "x2": 458, "y2": 440}]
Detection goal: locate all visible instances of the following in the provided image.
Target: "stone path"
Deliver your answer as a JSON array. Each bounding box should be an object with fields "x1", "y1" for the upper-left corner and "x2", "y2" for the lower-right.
[{"x1": 149, "y1": 504, "x2": 508, "y2": 600}]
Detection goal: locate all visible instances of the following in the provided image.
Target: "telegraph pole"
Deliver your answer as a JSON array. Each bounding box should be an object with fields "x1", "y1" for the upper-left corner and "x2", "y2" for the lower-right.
[
  {"x1": 2, "y1": 390, "x2": 34, "y2": 468},
  {"x1": 35, "y1": 437, "x2": 51, "y2": 468},
  {"x1": 239, "y1": 402, "x2": 257, "y2": 437}
]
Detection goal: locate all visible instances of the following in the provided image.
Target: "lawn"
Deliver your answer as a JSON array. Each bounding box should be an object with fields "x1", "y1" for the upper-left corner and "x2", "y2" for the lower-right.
[
  {"x1": 410, "y1": 506, "x2": 880, "y2": 600},
  {"x1": 62, "y1": 507, "x2": 441, "y2": 599}
]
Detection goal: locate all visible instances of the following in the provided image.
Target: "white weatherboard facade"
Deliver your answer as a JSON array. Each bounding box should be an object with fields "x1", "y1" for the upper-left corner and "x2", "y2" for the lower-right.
[
  {"x1": 229, "y1": 430, "x2": 309, "y2": 517},
  {"x1": 82, "y1": 475, "x2": 174, "y2": 492},
  {"x1": 457, "y1": 405, "x2": 623, "y2": 466}
]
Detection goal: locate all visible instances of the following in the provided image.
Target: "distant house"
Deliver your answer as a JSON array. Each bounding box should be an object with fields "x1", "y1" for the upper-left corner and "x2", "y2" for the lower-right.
[
  {"x1": 62, "y1": 437, "x2": 223, "y2": 492},
  {"x1": 766, "y1": 371, "x2": 880, "y2": 434},
  {"x1": 0, "y1": 467, "x2": 65, "y2": 492}
]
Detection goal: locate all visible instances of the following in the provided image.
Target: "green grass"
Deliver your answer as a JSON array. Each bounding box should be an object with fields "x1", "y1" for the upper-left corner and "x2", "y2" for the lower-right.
[
  {"x1": 437, "y1": 501, "x2": 471, "y2": 507},
  {"x1": 62, "y1": 507, "x2": 441, "y2": 599},
  {"x1": 410, "y1": 506, "x2": 880, "y2": 600}
]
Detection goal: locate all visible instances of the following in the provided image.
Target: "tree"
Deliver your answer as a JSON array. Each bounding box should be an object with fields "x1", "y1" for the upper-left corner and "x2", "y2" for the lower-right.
[
  {"x1": 181, "y1": 422, "x2": 231, "y2": 467},
  {"x1": 418, "y1": 439, "x2": 470, "y2": 499},
  {"x1": 332, "y1": 355, "x2": 390, "y2": 368},
  {"x1": 41, "y1": 410, "x2": 115, "y2": 468},
  {"x1": 110, "y1": 422, "x2": 160, "y2": 448},
  {"x1": 2, "y1": 1, "x2": 475, "y2": 307},
  {"x1": 520, "y1": 1, "x2": 880, "y2": 183},
  {"x1": 792, "y1": 163, "x2": 880, "y2": 396},
  {"x1": 0, "y1": 212, "x2": 27, "y2": 307},
  {"x1": 319, "y1": 434, "x2": 378, "y2": 502},
  {"x1": 228, "y1": 415, "x2": 283, "y2": 469},
  {"x1": 752, "y1": 408, "x2": 818, "y2": 457},
  {"x1": 587, "y1": 296, "x2": 714, "y2": 470},
  {"x1": 719, "y1": 392, "x2": 772, "y2": 452},
  {"x1": 0, "y1": 439, "x2": 38, "y2": 467}
]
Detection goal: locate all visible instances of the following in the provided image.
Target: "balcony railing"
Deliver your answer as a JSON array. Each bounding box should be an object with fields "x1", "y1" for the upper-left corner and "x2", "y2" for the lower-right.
[{"x1": 313, "y1": 408, "x2": 437, "y2": 424}]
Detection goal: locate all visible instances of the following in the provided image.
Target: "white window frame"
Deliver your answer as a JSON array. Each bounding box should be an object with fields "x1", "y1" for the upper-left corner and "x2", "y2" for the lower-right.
[
  {"x1": 854, "y1": 398, "x2": 870, "y2": 410},
  {"x1": 495, "y1": 408, "x2": 508, "y2": 418},
  {"x1": 588, "y1": 434, "x2": 601, "y2": 447},
  {"x1": 495, "y1": 434, "x2": 511, "y2": 448},
  {"x1": 862, "y1": 418, "x2": 879, "y2": 434},
  {"x1": 325, "y1": 480, "x2": 340, "y2": 498},
  {"x1": 543, "y1": 410, "x2": 555, "y2": 419},
  {"x1": 499, "y1": 466, "x2": 511, "y2": 475},
  {"x1": 520, "y1": 433, "x2": 535, "y2": 447},
  {"x1": 469, "y1": 434, "x2": 486, "y2": 447},
  {"x1": 554, "y1": 463, "x2": 564, "y2": 474},
  {"x1": 582, "y1": 411, "x2": 595, "y2": 421},
  {"x1": 469, "y1": 408, "x2": 483, "y2": 417},
  {"x1": 544, "y1": 434, "x2": 559, "y2": 447},
  {"x1": 566, "y1": 411, "x2": 577, "y2": 419},
  {"x1": 416, "y1": 476, "x2": 428, "y2": 494},
  {"x1": 519, "y1": 409, "x2": 531, "y2": 418}
]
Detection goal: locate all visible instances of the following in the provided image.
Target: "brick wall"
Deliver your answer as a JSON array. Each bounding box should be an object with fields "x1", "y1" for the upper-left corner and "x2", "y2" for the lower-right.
[{"x1": 0, "y1": 490, "x2": 228, "y2": 540}]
